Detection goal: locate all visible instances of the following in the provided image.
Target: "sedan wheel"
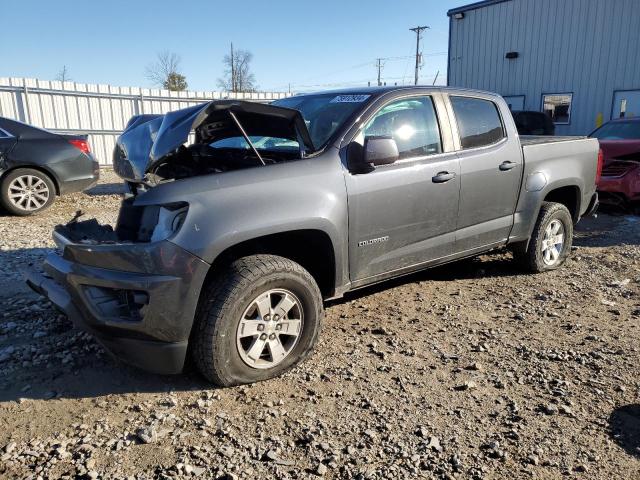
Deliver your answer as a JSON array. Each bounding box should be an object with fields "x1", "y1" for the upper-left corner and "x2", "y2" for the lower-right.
[
  {"x1": 8, "y1": 174, "x2": 51, "y2": 212},
  {"x1": 0, "y1": 168, "x2": 56, "y2": 216}
]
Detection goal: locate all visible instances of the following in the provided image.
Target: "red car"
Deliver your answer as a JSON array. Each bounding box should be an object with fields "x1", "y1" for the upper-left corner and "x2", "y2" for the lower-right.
[{"x1": 590, "y1": 118, "x2": 640, "y2": 209}]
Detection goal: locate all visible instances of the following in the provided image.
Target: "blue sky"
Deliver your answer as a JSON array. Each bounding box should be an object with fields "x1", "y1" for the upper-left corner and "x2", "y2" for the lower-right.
[{"x1": 0, "y1": 0, "x2": 464, "y2": 92}]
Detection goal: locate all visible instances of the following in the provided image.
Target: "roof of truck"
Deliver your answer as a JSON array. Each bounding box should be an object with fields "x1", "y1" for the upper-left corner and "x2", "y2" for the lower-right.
[{"x1": 298, "y1": 85, "x2": 499, "y2": 97}]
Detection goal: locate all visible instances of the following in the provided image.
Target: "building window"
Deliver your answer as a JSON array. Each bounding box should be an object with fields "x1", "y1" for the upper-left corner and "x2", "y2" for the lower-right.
[{"x1": 542, "y1": 93, "x2": 573, "y2": 125}]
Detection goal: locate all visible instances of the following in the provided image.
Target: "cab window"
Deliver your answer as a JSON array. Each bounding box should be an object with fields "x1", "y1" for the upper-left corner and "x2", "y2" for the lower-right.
[
  {"x1": 364, "y1": 97, "x2": 442, "y2": 159},
  {"x1": 451, "y1": 96, "x2": 505, "y2": 149}
]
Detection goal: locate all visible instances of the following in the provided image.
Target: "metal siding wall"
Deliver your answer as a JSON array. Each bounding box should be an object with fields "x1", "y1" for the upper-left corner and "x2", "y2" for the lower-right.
[
  {"x1": 448, "y1": 0, "x2": 640, "y2": 135},
  {"x1": 0, "y1": 77, "x2": 290, "y2": 165}
]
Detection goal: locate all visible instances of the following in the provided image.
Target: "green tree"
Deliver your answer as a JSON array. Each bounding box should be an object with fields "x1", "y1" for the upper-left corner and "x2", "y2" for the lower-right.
[{"x1": 146, "y1": 51, "x2": 188, "y2": 91}]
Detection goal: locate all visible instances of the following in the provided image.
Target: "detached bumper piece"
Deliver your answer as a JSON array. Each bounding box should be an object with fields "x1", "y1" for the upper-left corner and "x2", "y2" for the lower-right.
[{"x1": 26, "y1": 237, "x2": 209, "y2": 375}]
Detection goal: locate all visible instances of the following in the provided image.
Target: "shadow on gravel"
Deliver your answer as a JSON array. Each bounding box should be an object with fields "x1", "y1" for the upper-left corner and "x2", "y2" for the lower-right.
[
  {"x1": 84, "y1": 182, "x2": 126, "y2": 196},
  {"x1": 574, "y1": 213, "x2": 640, "y2": 248},
  {"x1": 609, "y1": 404, "x2": 640, "y2": 458},
  {"x1": 0, "y1": 345, "x2": 214, "y2": 403},
  {"x1": 337, "y1": 254, "x2": 522, "y2": 304}
]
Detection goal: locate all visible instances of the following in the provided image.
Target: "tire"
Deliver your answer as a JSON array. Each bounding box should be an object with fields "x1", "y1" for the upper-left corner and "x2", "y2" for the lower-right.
[
  {"x1": 0, "y1": 168, "x2": 56, "y2": 216},
  {"x1": 514, "y1": 201, "x2": 573, "y2": 273},
  {"x1": 192, "y1": 254, "x2": 323, "y2": 387}
]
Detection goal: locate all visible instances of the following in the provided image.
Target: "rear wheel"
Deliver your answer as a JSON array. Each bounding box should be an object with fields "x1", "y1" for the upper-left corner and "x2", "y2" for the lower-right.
[
  {"x1": 513, "y1": 201, "x2": 573, "y2": 272},
  {"x1": 0, "y1": 168, "x2": 56, "y2": 215},
  {"x1": 192, "y1": 255, "x2": 323, "y2": 386}
]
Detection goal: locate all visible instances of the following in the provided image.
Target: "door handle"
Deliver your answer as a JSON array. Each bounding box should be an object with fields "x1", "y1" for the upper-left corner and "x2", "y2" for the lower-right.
[
  {"x1": 499, "y1": 161, "x2": 517, "y2": 171},
  {"x1": 432, "y1": 171, "x2": 456, "y2": 183}
]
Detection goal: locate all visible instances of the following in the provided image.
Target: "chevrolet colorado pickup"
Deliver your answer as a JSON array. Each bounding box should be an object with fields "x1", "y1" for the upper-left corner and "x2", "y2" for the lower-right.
[{"x1": 27, "y1": 87, "x2": 601, "y2": 386}]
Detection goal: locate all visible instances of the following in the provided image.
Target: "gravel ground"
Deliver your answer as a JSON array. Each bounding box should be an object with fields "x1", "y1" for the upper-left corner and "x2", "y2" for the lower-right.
[{"x1": 0, "y1": 169, "x2": 639, "y2": 480}]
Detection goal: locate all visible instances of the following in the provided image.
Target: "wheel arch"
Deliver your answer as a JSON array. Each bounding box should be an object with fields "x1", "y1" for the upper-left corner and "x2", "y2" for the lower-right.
[
  {"x1": 543, "y1": 184, "x2": 581, "y2": 223},
  {"x1": 0, "y1": 165, "x2": 61, "y2": 195},
  {"x1": 204, "y1": 229, "x2": 338, "y2": 299}
]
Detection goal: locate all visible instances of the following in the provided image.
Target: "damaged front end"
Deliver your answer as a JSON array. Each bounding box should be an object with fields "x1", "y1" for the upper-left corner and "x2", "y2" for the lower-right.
[
  {"x1": 112, "y1": 100, "x2": 315, "y2": 186},
  {"x1": 26, "y1": 203, "x2": 210, "y2": 374},
  {"x1": 26, "y1": 100, "x2": 315, "y2": 374}
]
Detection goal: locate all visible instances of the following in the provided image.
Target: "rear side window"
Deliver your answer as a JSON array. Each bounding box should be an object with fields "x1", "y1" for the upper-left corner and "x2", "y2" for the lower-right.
[{"x1": 451, "y1": 97, "x2": 505, "y2": 149}]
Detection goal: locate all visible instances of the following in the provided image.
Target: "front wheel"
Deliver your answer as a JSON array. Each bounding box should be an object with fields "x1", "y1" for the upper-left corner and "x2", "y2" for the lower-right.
[
  {"x1": 0, "y1": 168, "x2": 56, "y2": 215},
  {"x1": 513, "y1": 201, "x2": 573, "y2": 273},
  {"x1": 192, "y1": 255, "x2": 323, "y2": 386}
]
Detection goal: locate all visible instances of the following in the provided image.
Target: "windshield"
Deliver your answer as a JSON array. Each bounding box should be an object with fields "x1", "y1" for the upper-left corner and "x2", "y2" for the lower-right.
[
  {"x1": 209, "y1": 136, "x2": 298, "y2": 152},
  {"x1": 591, "y1": 121, "x2": 640, "y2": 140},
  {"x1": 272, "y1": 93, "x2": 371, "y2": 149}
]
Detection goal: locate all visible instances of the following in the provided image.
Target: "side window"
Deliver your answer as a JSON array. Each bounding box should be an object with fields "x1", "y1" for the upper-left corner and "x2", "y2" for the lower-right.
[
  {"x1": 364, "y1": 97, "x2": 442, "y2": 159},
  {"x1": 450, "y1": 96, "x2": 505, "y2": 149},
  {"x1": 0, "y1": 128, "x2": 11, "y2": 139}
]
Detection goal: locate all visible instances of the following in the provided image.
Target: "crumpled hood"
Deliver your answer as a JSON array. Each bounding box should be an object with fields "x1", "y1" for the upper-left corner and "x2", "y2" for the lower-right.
[{"x1": 113, "y1": 100, "x2": 314, "y2": 182}]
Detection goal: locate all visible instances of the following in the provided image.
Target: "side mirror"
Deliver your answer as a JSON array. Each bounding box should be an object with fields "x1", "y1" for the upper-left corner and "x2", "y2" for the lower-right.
[{"x1": 364, "y1": 136, "x2": 399, "y2": 166}]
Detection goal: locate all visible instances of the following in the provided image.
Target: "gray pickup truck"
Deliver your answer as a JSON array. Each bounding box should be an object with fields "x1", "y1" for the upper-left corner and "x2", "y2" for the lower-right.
[{"x1": 27, "y1": 87, "x2": 600, "y2": 386}]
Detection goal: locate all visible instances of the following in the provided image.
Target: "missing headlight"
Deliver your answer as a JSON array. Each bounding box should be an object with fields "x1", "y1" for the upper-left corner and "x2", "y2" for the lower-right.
[{"x1": 150, "y1": 204, "x2": 189, "y2": 242}]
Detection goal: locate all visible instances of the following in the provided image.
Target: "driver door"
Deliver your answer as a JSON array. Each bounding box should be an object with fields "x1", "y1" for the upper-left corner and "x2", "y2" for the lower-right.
[{"x1": 344, "y1": 94, "x2": 461, "y2": 285}]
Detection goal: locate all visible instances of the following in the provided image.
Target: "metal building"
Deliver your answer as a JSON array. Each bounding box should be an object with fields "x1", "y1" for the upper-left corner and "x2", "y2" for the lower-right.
[{"x1": 447, "y1": 0, "x2": 640, "y2": 135}]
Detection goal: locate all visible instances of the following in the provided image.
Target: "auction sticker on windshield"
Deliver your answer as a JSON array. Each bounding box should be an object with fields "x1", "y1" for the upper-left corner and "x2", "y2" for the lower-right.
[{"x1": 330, "y1": 94, "x2": 371, "y2": 103}]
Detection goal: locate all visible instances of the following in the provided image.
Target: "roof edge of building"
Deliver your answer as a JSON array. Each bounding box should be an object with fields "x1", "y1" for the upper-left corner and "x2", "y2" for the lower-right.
[{"x1": 447, "y1": 0, "x2": 512, "y2": 16}]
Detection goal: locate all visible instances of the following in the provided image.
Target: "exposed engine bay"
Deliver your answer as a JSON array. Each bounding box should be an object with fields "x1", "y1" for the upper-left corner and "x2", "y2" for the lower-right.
[
  {"x1": 113, "y1": 100, "x2": 316, "y2": 185},
  {"x1": 148, "y1": 143, "x2": 299, "y2": 182}
]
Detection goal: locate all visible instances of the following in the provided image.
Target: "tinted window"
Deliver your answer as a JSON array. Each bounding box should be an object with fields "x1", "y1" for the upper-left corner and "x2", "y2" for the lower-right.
[
  {"x1": 590, "y1": 121, "x2": 640, "y2": 140},
  {"x1": 451, "y1": 97, "x2": 505, "y2": 149},
  {"x1": 0, "y1": 128, "x2": 11, "y2": 138},
  {"x1": 364, "y1": 97, "x2": 442, "y2": 159}
]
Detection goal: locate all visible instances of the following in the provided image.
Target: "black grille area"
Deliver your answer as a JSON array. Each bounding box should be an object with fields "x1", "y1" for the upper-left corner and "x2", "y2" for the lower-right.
[{"x1": 602, "y1": 160, "x2": 637, "y2": 178}]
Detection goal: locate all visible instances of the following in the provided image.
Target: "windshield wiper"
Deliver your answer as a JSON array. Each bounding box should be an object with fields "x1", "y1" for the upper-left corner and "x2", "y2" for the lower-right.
[{"x1": 227, "y1": 111, "x2": 266, "y2": 166}]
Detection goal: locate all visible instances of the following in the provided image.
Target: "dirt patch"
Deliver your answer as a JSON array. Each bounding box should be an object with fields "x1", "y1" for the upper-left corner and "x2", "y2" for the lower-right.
[{"x1": 0, "y1": 172, "x2": 639, "y2": 479}]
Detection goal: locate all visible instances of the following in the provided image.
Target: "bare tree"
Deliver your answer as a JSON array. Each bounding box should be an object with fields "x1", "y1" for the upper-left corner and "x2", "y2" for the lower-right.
[
  {"x1": 55, "y1": 65, "x2": 72, "y2": 83},
  {"x1": 146, "y1": 51, "x2": 188, "y2": 91},
  {"x1": 217, "y1": 43, "x2": 257, "y2": 93}
]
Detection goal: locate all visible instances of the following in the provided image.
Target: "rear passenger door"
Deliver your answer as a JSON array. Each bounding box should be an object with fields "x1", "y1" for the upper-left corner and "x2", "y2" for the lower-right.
[{"x1": 447, "y1": 95, "x2": 523, "y2": 253}]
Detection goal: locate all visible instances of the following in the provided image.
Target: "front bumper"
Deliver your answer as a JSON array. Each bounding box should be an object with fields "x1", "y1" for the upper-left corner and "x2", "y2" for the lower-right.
[
  {"x1": 597, "y1": 170, "x2": 640, "y2": 203},
  {"x1": 26, "y1": 236, "x2": 210, "y2": 374}
]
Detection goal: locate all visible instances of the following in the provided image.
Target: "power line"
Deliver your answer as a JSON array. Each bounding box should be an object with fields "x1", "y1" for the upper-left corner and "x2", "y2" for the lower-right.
[
  {"x1": 409, "y1": 25, "x2": 430, "y2": 85},
  {"x1": 262, "y1": 52, "x2": 447, "y2": 91}
]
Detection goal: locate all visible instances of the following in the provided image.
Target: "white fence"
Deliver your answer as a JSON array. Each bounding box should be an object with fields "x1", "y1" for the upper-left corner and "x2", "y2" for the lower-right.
[{"x1": 0, "y1": 77, "x2": 290, "y2": 166}]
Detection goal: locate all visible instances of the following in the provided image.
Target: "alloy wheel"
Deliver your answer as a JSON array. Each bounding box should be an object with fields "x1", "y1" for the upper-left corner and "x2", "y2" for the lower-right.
[
  {"x1": 8, "y1": 174, "x2": 50, "y2": 212},
  {"x1": 541, "y1": 219, "x2": 565, "y2": 266},
  {"x1": 236, "y1": 289, "x2": 304, "y2": 369}
]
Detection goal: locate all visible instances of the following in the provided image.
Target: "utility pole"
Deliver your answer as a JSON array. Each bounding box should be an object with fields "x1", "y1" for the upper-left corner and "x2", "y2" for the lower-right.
[
  {"x1": 409, "y1": 25, "x2": 430, "y2": 85},
  {"x1": 230, "y1": 42, "x2": 235, "y2": 92},
  {"x1": 376, "y1": 58, "x2": 383, "y2": 86}
]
